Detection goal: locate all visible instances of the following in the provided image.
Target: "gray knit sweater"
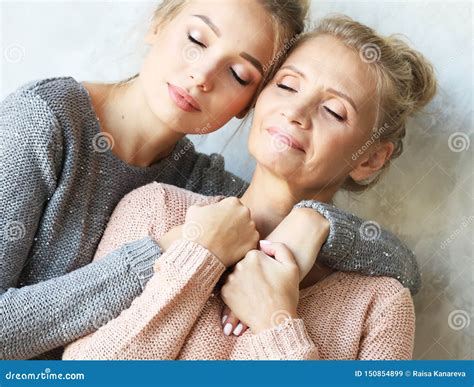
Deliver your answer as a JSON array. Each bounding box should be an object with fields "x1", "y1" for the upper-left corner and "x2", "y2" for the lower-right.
[{"x1": 0, "y1": 77, "x2": 421, "y2": 360}]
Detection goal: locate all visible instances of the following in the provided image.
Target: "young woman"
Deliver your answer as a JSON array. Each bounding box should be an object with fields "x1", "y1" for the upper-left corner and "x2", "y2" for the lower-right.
[
  {"x1": 62, "y1": 15, "x2": 437, "y2": 360},
  {"x1": 0, "y1": 0, "x2": 305, "y2": 360}
]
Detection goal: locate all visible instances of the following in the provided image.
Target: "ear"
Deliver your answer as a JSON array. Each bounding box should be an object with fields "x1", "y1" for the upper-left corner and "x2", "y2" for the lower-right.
[{"x1": 349, "y1": 142, "x2": 395, "y2": 183}]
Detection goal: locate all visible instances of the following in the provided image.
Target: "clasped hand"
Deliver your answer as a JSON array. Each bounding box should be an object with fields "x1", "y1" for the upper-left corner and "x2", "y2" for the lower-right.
[{"x1": 157, "y1": 198, "x2": 329, "y2": 336}]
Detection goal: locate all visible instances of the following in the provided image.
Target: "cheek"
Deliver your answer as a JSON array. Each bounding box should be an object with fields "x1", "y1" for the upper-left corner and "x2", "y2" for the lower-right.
[
  {"x1": 311, "y1": 135, "x2": 362, "y2": 183},
  {"x1": 212, "y1": 86, "x2": 254, "y2": 122},
  {"x1": 140, "y1": 44, "x2": 166, "y2": 90},
  {"x1": 254, "y1": 87, "x2": 275, "y2": 111},
  {"x1": 143, "y1": 29, "x2": 187, "y2": 77},
  {"x1": 248, "y1": 92, "x2": 276, "y2": 128},
  {"x1": 247, "y1": 125, "x2": 261, "y2": 158}
]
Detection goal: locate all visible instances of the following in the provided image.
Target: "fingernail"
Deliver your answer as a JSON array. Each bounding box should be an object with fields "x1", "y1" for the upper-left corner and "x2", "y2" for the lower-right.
[
  {"x1": 222, "y1": 315, "x2": 228, "y2": 325},
  {"x1": 233, "y1": 323, "x2": 243, "y2": 336},
  {"x1": 223, "y1": 323, "x2": 233, "y2": 336},
  {"x1": 259, "y1": 240, "x2": 271, "y2": 245}
]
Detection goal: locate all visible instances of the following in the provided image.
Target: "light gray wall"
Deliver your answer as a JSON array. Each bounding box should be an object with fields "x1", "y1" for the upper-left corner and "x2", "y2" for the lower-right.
[{"x1": 1, "y1": 0, "x2": 472, "y2": 359}]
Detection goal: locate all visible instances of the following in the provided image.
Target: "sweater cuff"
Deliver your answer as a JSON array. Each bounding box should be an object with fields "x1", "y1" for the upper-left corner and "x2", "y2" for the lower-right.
[
  {"x1": 294, "y1": 200, "x2": 355, "y2": 265},
  {"x1": 158, "y1": 239, "x2": 226, "y2": 291},
  {"x1": 123, "y1": 236, "x2": 163, "y2": 289},
  {"x1": 249, "y1": 318, "x2": 318, "y2": 360}
]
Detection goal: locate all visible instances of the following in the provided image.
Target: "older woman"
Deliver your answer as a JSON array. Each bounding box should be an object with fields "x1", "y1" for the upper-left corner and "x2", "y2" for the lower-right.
[{"x1": 63, "y1": 15, "x2": 436, "y2": 360}]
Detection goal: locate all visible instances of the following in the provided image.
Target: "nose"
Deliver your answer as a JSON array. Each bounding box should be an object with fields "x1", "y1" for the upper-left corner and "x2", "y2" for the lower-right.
[
  {"x1": 189, "y1": 66, "x2": 214, "y2": 92},
  {"x1": 280, "y1": 103, "x2": 312, "y2": 130}
]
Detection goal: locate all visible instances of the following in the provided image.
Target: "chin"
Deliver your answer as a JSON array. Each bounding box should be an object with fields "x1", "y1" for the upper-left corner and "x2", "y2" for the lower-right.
[
  {"x1": 255, "y1": 148, "x2": 302, "y2": 178},
  {"x1": 151, "y1": 102, "x2": 191, "y2": 133}
]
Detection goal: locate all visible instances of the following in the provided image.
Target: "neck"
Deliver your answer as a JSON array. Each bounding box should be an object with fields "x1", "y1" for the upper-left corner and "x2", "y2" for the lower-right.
[
  {"x1": 84, "y1": 77, "x2": 184, "y2": 167},
  {"x1": 240, "y1": 165, "x2": 336, "y2": 238}
]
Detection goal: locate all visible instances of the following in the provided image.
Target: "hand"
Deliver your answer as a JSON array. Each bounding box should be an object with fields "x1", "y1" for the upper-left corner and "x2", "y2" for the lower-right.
[
  {"x1": 221, "y1": 241, "x2": 300, "y2": 335},
  {"x1": 220, "y1": 208, "x2": 329, "y2": 335},
  {"x1": 221, "y1": 305, "x2": 248, "y2": 337},
  {"x1": 183, "y1": 197, "x2": 259, "y2": 267}
]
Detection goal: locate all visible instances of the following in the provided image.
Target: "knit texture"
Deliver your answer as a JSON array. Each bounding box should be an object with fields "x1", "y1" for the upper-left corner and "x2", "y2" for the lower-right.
[
  {"x1": 294, "y1": 201, "x2": 421, "y2": 294},
  {"x1": 0, "y1": 77, "x2": 420, "y2": 360},
  {"x1": 63, "y1": 183, "x2": 415, "y2": 360},
  {"x1": 0, "y1": 77, "x2": 245, "y2": 360}
]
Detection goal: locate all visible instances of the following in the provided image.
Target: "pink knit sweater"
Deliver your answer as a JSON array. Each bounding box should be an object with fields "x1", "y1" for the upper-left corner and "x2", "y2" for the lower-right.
[{"x1": 63, "y1": 183, "x2": 415, "y2": 360}]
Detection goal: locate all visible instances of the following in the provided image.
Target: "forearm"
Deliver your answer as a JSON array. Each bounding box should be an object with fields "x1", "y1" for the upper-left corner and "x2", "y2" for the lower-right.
[
  {"x1": 0, "y1": 237, "x2": 160, "y2": 359},
  {"x1": 294, "y1": 200, "x2": 421, "y2": 295},
  {"x1": 63, "y1": 239, "x2": 225, "y2": 360}
]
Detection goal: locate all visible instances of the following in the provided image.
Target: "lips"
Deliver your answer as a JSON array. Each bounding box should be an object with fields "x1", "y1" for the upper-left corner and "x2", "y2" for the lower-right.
[
  {"x1": 167, "y1": 83, "x2": 201, "y2": 112},
  {"x1": 266, "y1": 127, "x2": 305, "y2": 152}
]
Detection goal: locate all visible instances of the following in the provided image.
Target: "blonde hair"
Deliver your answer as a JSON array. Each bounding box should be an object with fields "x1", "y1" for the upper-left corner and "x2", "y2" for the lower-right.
[{"x1": 298, "y1": 15, "x2": 438, "y2": 192}]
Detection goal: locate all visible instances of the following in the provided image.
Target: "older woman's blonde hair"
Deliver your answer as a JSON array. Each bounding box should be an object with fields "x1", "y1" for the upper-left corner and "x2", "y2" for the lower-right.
[{"x1": 299, "y1": 15, "x2": 438, "y2": 192}]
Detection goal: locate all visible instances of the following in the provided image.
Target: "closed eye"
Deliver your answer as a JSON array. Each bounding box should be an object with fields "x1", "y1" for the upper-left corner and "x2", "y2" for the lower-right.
[
  {"x1": 188, "y1": 34, "x2": 206, "y2": 48},
  {"x1": 277, "y1": 83, "x2": 297, "y2": 93},
  {"x1": 230, "y1": 68, "x2": 250, "y2": 86},
  {"x1": 324, "y1": 106, "x2": 344, "y2": 122}
]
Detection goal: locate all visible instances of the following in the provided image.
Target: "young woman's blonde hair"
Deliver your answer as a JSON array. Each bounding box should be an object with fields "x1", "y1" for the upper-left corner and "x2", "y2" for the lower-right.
[{"x1": 298, "y1": 15, "x2": 438, "y2": 192}]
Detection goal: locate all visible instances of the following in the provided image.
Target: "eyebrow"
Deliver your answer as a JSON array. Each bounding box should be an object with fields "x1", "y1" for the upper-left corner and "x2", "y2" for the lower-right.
[
  {"x1": 326, "y1": 88, "x2": 358, "y2": 112},
  {"x1": 240, "y1": 52, "x2": 264, "y2": 76},
  {"x1": 280, "y1": 65, "x2": 358, "y2": 112},
  {"x1": 279, "y1": 64, "x2": 306, "y2": 79},
  {"x1": 193, "y1": 14, "x2": 264, "y2": 76},
  {"x1": 193, "y1": 14, "x2": 221, "y2": 37}
]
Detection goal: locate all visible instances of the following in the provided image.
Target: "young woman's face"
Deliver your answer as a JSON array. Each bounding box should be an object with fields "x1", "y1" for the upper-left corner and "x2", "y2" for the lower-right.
[
  {"x1": 248, "y1": 35, "x2": 381, "y2": 196},
  {"x1": 140, "y1": 0, "x2": 275, "y2": 134}
]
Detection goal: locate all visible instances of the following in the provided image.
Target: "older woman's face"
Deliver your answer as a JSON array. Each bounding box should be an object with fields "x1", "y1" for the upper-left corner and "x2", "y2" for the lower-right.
[{"x1": 248, "y1": 35, "x2": 380, "y2": 196}]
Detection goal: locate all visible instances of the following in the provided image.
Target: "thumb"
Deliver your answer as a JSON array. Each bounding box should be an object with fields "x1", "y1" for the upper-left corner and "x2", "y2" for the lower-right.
[{"x1": 259, "y1": 240, "x2": 297, "y2": 268}]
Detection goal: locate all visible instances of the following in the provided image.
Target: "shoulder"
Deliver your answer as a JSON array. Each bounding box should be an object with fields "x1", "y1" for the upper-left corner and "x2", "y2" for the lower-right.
[
  {"x1": 120, "y1": 182, "x2": 221, "y2": 203},
  {"x1": 339, "y1": 272, "x2": 411, "y2": 296},
  {"x1": 336, "y1": 272, "x2": 414, "y2": 324},
  {"x1": 304, "y1": 271, "x2": 414, "y2": 318},
  {"x1": 4, "y1": 76, "x2": 85, "y2": 112},
  {"x1": 1, "y1": 76, "x2": 87, "y2": 141},
  {"x1": 0, "y1": 78, "x2": 81, "y2": 177},
  {"x1": 117, "y1": 182, "x2": 222, "y2": 218},
  {"x1": 159, "y1": 182, "x2": 224, "y2": 207},
  {"x1": 2, "y1": 76, "x2": 93, "y2": 135},
  {"x1": 309, "y1": 271, "x2": 411, "y2": 297},
  {"x1": 336, "y1": 272, "x2": 413, "y2": 306},
  {"x1": 14, "y1": 76, "x2": 86, "y2": 104},
  {"x1": 1, "y1": 78, "x2": 65, "y2": 131},
  {"x1": 166, "y1": 138, "x2": 248, "y2": 197}
]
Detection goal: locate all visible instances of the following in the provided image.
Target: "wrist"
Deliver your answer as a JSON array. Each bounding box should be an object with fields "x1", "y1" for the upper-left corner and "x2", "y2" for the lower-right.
[
  {"x1": 156, "y1": 225, "x2": 183, "y2": 251},
  {"x1": 291, "y1": 207, "x2": 330, "y2": 241},
  {"x1": 251, "y1": 309, "x2": 298, "y2": 334},
  {"x1": 291, "y1": 207, "x2": 329, "y2": 229},
  {"x1": 193, "y1": 237, "x2": 228, "y2": 267}
]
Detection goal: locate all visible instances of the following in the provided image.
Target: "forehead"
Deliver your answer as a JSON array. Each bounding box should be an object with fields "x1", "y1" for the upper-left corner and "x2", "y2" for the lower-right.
[
  {"x1": 286, "y1": 35, "x2": 378, "y2": 106},
  {"x1": 181, "y1": 0, "x2": 275, "y2": 59}
]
